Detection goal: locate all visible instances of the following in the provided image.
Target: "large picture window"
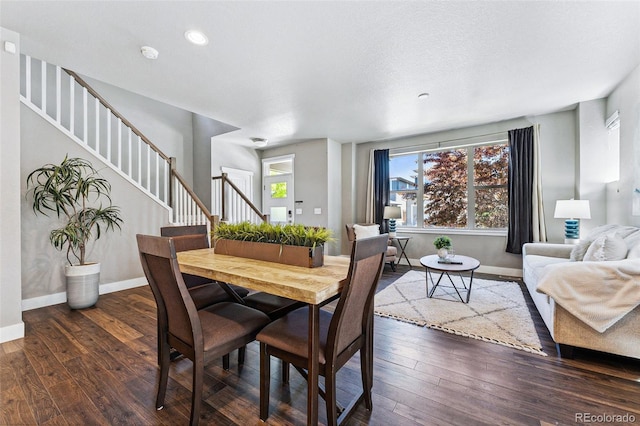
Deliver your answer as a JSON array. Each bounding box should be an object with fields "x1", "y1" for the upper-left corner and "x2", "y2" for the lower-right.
[{"x1": 389, "y1": 140, "x2": 509, "y2": 230}]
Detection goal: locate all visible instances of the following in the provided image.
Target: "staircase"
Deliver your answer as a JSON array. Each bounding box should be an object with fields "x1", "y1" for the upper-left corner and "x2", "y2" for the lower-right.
[{"x1": 19, "y1": 55, "x2": 265, "y2": 229}]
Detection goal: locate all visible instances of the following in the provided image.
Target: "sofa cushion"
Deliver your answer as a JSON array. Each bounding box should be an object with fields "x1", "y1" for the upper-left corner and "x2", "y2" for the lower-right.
[
  {"x1": 353, "y1": 224, "x2": 380, "y2": 239},
  {"x1": 524, "y1": 254, "x2": 570, "y2": 283},
  {"x1": 623, "y1": 229, "x2": 640, "y2": 259},
  {"x1": 570, "y1": 239, "x2": 593, "y2": 261},
  {"x1": 583, "y1": 234, "x2": 628, "y2": 261}
]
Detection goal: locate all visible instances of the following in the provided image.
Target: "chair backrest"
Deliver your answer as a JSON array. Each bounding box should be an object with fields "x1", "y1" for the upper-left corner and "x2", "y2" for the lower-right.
[
  {"x1": 161, "y1": 232, "x2": 211, "y2": 288},
  {"x1": 161, "y1": 224, "x2": 208, "y2": 237},
  {"x1": 137, "y1": 234, "x2": 202, "y2": 351},
  {"x1": 345, "y1": 223, "x2": 379, "y2": 243},
  {"x1": 327, "y1": 233, "x2": 388, "y2": 359}
]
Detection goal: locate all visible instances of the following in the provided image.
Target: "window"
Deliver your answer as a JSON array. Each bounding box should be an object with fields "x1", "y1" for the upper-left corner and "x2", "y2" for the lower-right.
[{"x1": 390, "y1": 139, "x2": 509, "y2": 230}]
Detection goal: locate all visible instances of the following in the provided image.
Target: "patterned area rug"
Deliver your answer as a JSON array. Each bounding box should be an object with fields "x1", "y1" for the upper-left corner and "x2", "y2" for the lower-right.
[{"x1": 374, "y1": 270, "x2": 546, "y2": 356}]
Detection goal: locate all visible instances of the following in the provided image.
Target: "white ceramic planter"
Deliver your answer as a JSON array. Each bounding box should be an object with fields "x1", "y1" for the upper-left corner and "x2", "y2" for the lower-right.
[
  {"x1": 437, "y1": 248, "x2": 449, "y2": 260},
  {"x1": 65, "y1": 262, "x2": 100, "y2": 309}
]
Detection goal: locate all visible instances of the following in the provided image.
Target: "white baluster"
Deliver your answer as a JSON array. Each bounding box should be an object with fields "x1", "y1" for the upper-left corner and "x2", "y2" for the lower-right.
[
  {"x1": 69, "y1": 75, "x2": 75, "y2": 135},
  {"x1": 83, "y1": 87, "x2": 88, "y2": 144},
  {"x1": 117, "y1": 118, "x2": 122, "y2": 168},
  {"x1": 95, "y1": 98, "x2": 100, "y2": 153},
  {"x1": 128, "y1": 128, "x2": 132, "y2": 178},
  {"x1": 41, "y1": 60, "x2": 46, "y2": 114},
  {"x1": 163, "y1": 159, "x2": 168, "y2": 203},
  {"x1": 106, "y1": 110, "x2": 111, "y2": 162},
  {"x1": 25, "y1": 55, "x2": 32, "y2": 101},
  {"x1": 155, "y1": 153, "x2": 160, "y2": 198},
  {"x1": 137, "y1": 136, "x2": 142, "y2": 185},
  {"x1": 146, "y1": 144, "x2": 151, "y2": 191},
  {"x1": 55, "y1": 66, "x2": 61, "y2": 123}
]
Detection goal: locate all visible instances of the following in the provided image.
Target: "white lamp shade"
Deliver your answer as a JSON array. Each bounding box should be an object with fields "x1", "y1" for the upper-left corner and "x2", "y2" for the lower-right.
[
  {"x1": 554, "y1": 200, "x2": 591, "y2": 219},
  {"x1": 383, "y1": 206, "x2": 402, "y2": 219}
]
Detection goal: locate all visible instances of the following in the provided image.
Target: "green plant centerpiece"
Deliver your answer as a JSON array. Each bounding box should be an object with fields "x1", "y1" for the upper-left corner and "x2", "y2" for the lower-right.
[
  {"x1": 433, "y1": 235, "x2": 452, "y2": 260},
  {"x1": 26, "y1": 155, "x2": 123, "y2": 308},
  {"x1": 213, "y1": 222, "x2": 333, "y2": 267}
]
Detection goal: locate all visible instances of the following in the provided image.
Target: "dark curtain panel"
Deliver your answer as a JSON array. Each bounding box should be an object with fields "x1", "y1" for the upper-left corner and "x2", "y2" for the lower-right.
[
  {"x1": 374, "y1": 149, "x2": 390, "y2": 233},
  {"x1": 506, "y1": 126, "x2": 534, "y2": 254}
]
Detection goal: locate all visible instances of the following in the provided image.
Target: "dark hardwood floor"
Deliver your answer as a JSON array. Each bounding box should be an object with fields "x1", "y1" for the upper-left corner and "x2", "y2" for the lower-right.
[{"x1": 2, "y1": 264, "x2": 639, "y2": 425}]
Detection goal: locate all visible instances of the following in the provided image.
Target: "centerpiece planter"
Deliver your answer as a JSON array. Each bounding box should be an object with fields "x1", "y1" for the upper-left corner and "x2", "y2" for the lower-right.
[
  {"x1": 214, "y1": 239, "x2": 324, "y2": 268},
  {"x1": 213, "y1": 222, "x2": 332, "y2": 268}
]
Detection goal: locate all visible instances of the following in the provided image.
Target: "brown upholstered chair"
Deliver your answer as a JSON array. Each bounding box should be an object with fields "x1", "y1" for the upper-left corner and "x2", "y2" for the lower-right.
[
  {"x1": 160, "y1": 225, "x2": 250, "y2": 307},
  {"x1": 345, "y1": 223, "x2": 398, "y2": 271},
  {"x1": 257, "y1": 234, "x2": 389, "y2": 425},
  {"x1": 136, "y1": 234, "x2": 270, "y2": 426}
]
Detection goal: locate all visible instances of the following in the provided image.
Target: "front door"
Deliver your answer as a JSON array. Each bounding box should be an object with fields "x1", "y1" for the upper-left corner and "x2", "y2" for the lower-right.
[{"x1": 262, "y1": 155, "x2": 294, "y2": 224}]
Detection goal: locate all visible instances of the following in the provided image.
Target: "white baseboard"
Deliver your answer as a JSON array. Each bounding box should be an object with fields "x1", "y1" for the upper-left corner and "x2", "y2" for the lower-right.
[
  {"x1": 397, "y1": 258, "x2": 522, "y2": 278},
  {"x1": 0, "y1": 321, "x2": 25, "y2": 343},
  {"x1": 22, "y1": 277, "x2": 148, "y2": 312}
]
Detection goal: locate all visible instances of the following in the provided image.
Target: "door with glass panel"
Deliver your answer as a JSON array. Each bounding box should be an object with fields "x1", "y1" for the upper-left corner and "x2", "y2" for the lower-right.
[{"x1": 262, "y1": 155, "x2": 294, "y2": 224}]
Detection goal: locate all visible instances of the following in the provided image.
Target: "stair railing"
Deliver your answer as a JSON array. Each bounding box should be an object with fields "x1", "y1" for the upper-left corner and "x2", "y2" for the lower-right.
[
  {"x1": 212, "y1": 173, "x2": 268, "y2": 224},
  {"x1": 19, "y1": 54, "x2": 220, "y2": 225}
]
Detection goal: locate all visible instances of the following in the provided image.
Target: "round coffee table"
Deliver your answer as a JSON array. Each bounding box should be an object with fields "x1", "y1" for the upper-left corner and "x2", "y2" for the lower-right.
[{"x1": 419, "y1": 254, "x2": 480, "y2": 303}]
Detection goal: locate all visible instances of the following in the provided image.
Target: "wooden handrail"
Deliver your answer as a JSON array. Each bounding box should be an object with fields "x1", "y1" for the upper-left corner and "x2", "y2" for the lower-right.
[
  {"x1": 212, "y1": 174, "x2": 267, "y2": 222},
  {"x1": 173, "y1": 167, "x2": 214, "y2": 221},
  {"x1": 63, "y1": 69, "x2": 170, "y2": 163}
]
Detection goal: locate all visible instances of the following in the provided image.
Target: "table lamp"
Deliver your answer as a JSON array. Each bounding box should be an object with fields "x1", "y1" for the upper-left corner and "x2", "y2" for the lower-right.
[
  {"x1": 554, "y1": 199, "x2": 591, "y2": 244},
  {"x1": 383, "y1": 206, "x2": 402, "y2": 237}
]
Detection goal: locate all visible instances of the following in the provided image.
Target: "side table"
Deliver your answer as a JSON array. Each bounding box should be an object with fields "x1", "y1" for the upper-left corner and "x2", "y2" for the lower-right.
[
  {"x1": 391, "y1": 236, "x2": 412, "y2": 267},
  {"x1": 419, "y1": 254, "x2": 480, "y2": 303}
]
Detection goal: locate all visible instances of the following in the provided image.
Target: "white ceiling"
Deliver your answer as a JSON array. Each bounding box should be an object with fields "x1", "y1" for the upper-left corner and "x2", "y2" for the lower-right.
[{"x1": 2, "y1": 1, "x2": 639, "y2": 149}]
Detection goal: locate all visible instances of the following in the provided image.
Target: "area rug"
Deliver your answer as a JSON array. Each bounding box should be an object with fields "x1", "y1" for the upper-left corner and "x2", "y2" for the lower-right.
[{"x1": 374, "y1": 270, "x2": 547, "y2": 356}]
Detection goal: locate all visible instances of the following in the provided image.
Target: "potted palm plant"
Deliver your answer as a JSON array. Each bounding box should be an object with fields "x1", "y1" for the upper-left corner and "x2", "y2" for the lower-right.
[{"x1": 26, "y1": 155, "x2": 123, "y2": 309}]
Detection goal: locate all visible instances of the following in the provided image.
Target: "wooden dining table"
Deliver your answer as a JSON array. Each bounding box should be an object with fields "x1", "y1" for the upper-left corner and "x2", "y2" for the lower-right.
[{"x1": 176, "y1": 248, "x2": 351, "y2": 425}]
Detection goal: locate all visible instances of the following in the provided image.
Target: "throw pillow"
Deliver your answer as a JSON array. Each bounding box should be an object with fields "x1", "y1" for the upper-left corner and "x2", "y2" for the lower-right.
[
  {"x1": 583, "y1": 234, "x2": 628, "y2": 261},
  {"x1": 353, "y1": 224, "x2": 380, "y2": 239},
  {"x1": 570, "y1": 239, "x2": 592, "y2": 261}
]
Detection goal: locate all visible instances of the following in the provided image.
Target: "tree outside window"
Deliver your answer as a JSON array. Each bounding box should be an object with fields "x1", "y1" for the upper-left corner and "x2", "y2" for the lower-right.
[{"x1": 389, "y1": 141, "x2": 509, "y2": 230}]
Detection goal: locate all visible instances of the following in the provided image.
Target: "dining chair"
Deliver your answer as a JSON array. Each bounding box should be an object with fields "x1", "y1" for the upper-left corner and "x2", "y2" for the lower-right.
[
  {"x1": 160, "y1": 225, "x2": 250, "y2": 307},
  {"x1": 162, "y1": 225, "x2": 302, "y2": 320},
  {"x1": 256, "y1": 234, "x2": 389, "y2": 425},
  {"x1": 136, "y1": 234, "x2": 271, "y2": 426}
]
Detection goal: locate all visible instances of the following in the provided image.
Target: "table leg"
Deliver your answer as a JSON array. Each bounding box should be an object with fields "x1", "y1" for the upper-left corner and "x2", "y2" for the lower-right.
[
  {"x1": 307, "y1": 304, "x2": 320, "y2": 425},
  {"x1": 398, "y1": 240, "x2": 412, "y2": 267},
  {"x1": 466, "y1": 270, "x2": 474, "y2": 303},
  {"x1": 426, "y1": 268, "x2": 446, "y2": 298}
]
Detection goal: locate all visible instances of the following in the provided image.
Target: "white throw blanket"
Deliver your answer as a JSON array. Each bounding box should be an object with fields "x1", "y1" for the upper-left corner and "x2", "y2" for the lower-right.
[{"x1": 536, "y1": 259, "x2": 640, "y2": 333}]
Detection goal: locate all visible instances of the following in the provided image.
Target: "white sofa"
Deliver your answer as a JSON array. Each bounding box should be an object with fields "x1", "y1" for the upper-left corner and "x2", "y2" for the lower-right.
[{"x1": 522, "y1": 224, "x2": 640, "y2": 359}]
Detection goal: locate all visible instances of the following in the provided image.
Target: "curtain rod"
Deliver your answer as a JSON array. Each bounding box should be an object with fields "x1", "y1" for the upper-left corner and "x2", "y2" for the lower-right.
[{"x1": 389, "y1": 130, "x2": 509, "y2": 155}]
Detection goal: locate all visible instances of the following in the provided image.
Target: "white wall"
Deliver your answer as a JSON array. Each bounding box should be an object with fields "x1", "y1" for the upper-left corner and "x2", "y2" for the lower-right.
[
  {"x1": 576, "y1": 99, "x2": 609, "y2": 234},
  {"x1": 606, "y1": 64, "x2": 640, "y2": 227},
  {"x1": 0, "y1": 27, "x2": 24, "y2": 342}
]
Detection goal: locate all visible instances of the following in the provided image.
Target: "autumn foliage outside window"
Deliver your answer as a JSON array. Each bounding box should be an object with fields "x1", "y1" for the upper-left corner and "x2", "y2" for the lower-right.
[{"x1": 389, "y1": 142, "x2": 509, "y2": 230}]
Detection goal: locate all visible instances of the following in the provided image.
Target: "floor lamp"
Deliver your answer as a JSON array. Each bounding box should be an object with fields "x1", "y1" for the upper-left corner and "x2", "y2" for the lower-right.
[
  {"x1": 383, "y1": 206, "x2": 402, "y2": 237},
  {"x1": 554, "y1": 199, "x2": 591, "y2": 244}
]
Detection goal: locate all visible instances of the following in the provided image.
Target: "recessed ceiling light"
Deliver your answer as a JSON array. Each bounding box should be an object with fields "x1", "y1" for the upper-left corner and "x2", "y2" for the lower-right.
[
  {"x1": 140, "y1": 46, "x2": 159, "y2": 60},
  {"x1": 251, "y1": 137, "x2": 268, "y2": 148},
  {"x1": 418, "y1": 92, "x2": 430, "y2": 99},
  {"x1": 185, "y1": 30, "x2": 209, "y2": 46}
]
